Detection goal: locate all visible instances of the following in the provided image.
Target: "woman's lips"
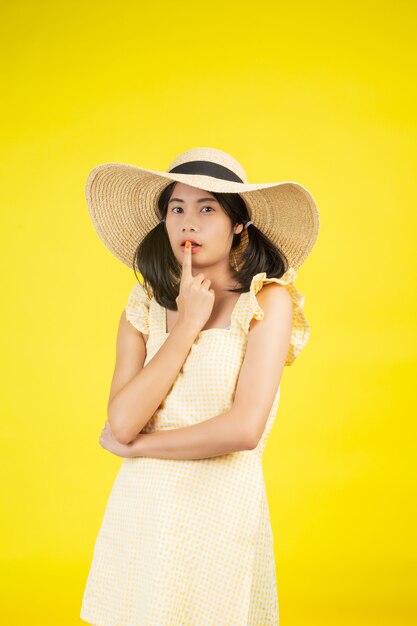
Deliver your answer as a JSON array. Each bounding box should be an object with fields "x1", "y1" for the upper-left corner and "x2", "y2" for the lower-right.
[{"x1": 181, "y1": 243, "x2": 202, "y2": 253}]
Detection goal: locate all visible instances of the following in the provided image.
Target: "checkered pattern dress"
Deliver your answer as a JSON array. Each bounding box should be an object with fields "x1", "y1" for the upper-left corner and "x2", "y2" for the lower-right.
[{"x1": 80, "y1": 268, "x2": 310, "y2": 625}]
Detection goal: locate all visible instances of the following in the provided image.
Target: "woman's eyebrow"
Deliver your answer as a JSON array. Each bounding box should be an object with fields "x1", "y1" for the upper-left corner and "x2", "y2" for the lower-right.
[{"x1": 168, "y1": 197, "x2": 217, "y2": 203}]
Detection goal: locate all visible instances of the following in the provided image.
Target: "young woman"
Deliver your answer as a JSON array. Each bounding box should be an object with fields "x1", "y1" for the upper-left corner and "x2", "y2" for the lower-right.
[{"x1": 80, "y1": 147, "x2": 320, "y2": 625}]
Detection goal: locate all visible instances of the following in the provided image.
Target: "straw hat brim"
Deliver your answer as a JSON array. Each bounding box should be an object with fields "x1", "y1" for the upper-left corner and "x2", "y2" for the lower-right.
[{"x1": 86, "y1": 162, "x2": 320, "y2": 270}]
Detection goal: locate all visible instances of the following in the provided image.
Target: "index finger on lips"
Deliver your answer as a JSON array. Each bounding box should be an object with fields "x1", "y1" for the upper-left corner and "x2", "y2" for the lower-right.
[{"x1": 181, "y1": 240, "x2": 192, "y2": 283}]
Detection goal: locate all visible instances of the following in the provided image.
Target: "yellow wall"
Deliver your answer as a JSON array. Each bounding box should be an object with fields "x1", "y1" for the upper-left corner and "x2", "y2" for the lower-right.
[{"x1": 1, "y1": 0, "x2": 416, "y2": 624}]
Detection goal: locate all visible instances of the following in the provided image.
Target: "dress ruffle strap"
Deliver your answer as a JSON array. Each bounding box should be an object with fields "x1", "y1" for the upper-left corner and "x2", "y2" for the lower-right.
[
  {"x1": 125, "y1": 280, "x2": 152, "y2": 336},
  {"x1": 245, "y1": 267, "x2": 311, "y2": 366}
]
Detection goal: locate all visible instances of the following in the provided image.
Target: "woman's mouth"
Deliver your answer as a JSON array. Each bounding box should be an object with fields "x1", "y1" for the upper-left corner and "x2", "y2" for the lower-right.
[{"x1": 181, "y1": 243, "x2": 202, "y2": 253}]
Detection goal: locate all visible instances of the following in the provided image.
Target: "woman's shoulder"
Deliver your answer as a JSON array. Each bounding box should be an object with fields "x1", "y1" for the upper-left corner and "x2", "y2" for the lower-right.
[
  {"x1": 255, "y1": 279, "x2": 293, "y2": 311},
  {"x1": 124, "y1": 280, "x2": 153, "y2": 336},
  {"x1": 242, "y1": 268, "x2": 311, "y2": 366}
]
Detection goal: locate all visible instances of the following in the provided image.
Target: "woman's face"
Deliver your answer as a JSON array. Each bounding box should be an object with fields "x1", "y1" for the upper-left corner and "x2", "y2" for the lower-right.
[{"x1": 164, "y1": 182, "x2": 243, "y2": 269}]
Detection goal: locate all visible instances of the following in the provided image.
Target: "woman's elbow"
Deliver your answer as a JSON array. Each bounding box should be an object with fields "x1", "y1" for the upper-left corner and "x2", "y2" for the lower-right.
[{"x1": 107, "y1": 405, "x2": 132, "y2": 445}]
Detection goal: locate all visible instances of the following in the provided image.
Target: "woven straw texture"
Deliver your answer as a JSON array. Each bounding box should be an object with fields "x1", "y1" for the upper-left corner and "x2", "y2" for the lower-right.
[{"x1": 85, "y1": 147, "x2": 320, "y2": 271}]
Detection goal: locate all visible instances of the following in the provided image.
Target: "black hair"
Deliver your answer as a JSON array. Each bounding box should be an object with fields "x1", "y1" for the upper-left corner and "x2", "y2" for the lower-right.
[{"x1": 133, "y1": 181, "x2": 289, "y2": 310}]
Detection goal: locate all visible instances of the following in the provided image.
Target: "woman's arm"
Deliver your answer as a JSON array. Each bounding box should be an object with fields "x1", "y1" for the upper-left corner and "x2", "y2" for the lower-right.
[
  {"x1": 102, "y1": 283, "x2": 293, "y2": 460},
  {"x1": 108, "y1": 312, "x2": 200, "y2": 445},
  {"x1": 128, "y1": 407, "x2": 251, "y2": 459}
]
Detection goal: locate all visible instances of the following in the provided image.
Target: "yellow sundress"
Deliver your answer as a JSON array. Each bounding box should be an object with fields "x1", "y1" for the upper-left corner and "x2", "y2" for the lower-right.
[{"x1": 80, "y1": 267, "x2": 310, "y2": 625}]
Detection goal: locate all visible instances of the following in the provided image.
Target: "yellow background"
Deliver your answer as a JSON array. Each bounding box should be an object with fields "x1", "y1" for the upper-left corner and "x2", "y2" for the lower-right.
[{"x1": 1, "y1": 0, "x2": 416, "y2": 624}]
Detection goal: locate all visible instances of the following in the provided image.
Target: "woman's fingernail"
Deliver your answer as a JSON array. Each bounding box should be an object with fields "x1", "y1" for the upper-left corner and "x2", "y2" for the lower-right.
[{"x1": 185, "y1": 241, "x2": 191, "y2": 248}]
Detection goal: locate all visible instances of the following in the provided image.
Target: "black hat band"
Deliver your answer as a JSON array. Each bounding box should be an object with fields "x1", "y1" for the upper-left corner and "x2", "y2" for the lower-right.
[{"x1": 168, "y1": 160, "x2": 244, "y2": 183}]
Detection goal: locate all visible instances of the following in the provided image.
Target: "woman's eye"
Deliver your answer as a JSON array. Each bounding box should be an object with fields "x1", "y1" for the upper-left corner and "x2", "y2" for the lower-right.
[{"x1": 171, "y1": 206, "x2": 214, "y2": 213}]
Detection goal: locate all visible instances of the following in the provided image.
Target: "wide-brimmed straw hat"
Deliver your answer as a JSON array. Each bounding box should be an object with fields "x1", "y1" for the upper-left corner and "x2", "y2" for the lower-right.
[{"x1": 85, "y1": 146, "x2": 320, "y2": 270}]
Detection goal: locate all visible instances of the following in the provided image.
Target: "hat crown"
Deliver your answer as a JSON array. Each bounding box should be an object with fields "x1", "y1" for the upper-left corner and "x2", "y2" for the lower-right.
[{"x1": 166, "y1": 147, "x2": 248, "y2": 184}]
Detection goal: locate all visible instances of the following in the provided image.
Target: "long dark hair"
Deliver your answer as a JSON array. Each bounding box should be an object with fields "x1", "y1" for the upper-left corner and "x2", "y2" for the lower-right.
[{"x1": 133, "y1": 181, "x2": 288, "y2": 309}]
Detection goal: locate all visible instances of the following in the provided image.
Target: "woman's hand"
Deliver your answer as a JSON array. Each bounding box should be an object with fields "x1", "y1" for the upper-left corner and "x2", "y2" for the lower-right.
[
  {"x1": 99, "y1": 420, "x2": 136, "y2": 458},
  {"x1": 176, "y1": 240, "x2": 215, "y2": 333}
]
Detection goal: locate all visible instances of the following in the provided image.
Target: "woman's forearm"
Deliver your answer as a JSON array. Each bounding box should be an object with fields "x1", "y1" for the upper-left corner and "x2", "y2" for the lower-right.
[
  {"x1": 128, "y1": 408, "x2": 252, "y2": 460},
  {"x1": 109, "y1": 321, "x2": 199, "y2": 445}
]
